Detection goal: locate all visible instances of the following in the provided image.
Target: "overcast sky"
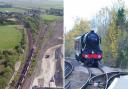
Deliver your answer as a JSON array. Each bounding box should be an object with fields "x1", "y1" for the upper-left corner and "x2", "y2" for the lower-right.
[{"x1": 64, "y1": 0, "x2": 128, "y2": 33}]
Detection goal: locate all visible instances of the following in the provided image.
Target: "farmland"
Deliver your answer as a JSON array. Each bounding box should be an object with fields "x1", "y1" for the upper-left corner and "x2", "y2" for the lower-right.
[
  {"x1": 0, "y1": 24, "x2": 26, "y2": 89},
  {"x1": 42, "y1": 14, "x2": 62, "y2": 23},
  {"x1": 0, "y1": 8, "x2": 24, "y2": 12},
  {"x1": 0, "y1": 25, "x2": 22, "y2": 49}
]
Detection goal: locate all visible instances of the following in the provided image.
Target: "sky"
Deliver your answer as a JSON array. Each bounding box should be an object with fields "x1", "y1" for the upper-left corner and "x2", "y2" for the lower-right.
[{"x1": 64, "y1": 0, "x2": 128, "y2": 33}]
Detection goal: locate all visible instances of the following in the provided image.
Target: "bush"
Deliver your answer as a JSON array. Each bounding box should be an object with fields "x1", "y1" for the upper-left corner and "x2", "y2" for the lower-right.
[
  {"x1": 3, "y1": 66, "x2": 12, "y2": 79},
  {"x1": 0, "y1": 76, "x2": 7, "y2": 89}
]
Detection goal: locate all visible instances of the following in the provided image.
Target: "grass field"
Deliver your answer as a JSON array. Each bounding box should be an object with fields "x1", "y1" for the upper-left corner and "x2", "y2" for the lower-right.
[
  {"x1": 0, "y1": 25, "x2": 22, "y2": 49},
  {"x1": 0, "y1": 8, "x2": 24, "y2": 12},
  {"x1": 42, "y1": 14, "x2": 62, "y2": 22},
  {"x1": 12, "y1": 2, "x2": 63, "y2": 9}
]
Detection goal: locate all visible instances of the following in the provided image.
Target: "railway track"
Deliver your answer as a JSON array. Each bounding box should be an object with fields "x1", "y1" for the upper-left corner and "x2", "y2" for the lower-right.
[
  {"x1": 65, "y1": 81, "x2": 71, "y2": 89},
  {"x1": 80, "y1": 65, "x2": 107, "y2": 89},
  {"x1": 15, "y1": 17, "x2": 48, "y2": 89},
  {"x1": 65, "y1": 61, "x2": 74, "y2": 89},
  {"x1": 15, "y1": 28, "x2": 35, "y2": 89},
  {"x1": 65, "y1": 61, "x2": 74, "y2": 79},
  {"x1": 105, "y1": 72, "x2": 128, "y2": 89},
  {"x1": 65, "y1": 57, "x2": 107, "y2": 89},
  {"x1": 64, "y1": 57, "x2": 128, "y2": 89},
  {"x1": 80, "y1": 66, "x2": 128, "y2": 89}
]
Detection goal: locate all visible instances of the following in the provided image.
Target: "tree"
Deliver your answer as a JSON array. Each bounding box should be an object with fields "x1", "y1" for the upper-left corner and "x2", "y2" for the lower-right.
[
  {"x1": 116, "y1": 31, "x2": 128, "y2": 68},
  {"x1": 97, "y1": 2, "x2": 128, "y2": 68},
  {"x1": 93, "y1": 7, "x2": 110, "y2": 37},
  {"x1": 102, "y1": 10, "x2": 119, "y2": 65},
  {"x1": 65, "y1": 19, "x2": 90, "y2": 57},
  {"x1": 116, "y1": 8, "x2": 125, "y2": 30}
]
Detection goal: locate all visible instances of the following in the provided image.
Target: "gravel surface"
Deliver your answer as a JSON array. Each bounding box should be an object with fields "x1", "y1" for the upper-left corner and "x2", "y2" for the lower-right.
[
  {"x1": 65, "y1": 66, "x2": 89, "y2": 89},
  {"x1": 102, "y1": 66, "x2": 122, "y2": 73},
  {"x1": 31, "y1": 45, "x2": 61, "y2": 87},
  {"x1": 65, "y1": 59, "x2": 89, "y2": 89},
  {"x1": 65, "y1": 58, "x2": 123, "y2": 89},
  {"x1": 89, "y1": 68, "x2": 104, "y2": 75}
]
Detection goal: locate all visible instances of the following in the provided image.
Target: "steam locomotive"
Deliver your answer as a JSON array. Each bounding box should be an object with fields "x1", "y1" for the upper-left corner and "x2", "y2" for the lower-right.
[{"x1": 75, "y1": 30, "x2": 102, "y2": 67}]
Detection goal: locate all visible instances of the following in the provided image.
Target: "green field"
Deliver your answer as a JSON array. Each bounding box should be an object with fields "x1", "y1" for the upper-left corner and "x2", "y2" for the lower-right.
[
  {"x1": 12, "y1": 2, "x2": 63, "y2": 9},
  {"x1": 42, "y1": 14, "x2": 62, "y2": 22},
  {"x1": 0, "y1": 25, "x2": 22, "y2": 49},
  {"x1": 0, "y1": 8, "x2": 24, "y2": 12}
]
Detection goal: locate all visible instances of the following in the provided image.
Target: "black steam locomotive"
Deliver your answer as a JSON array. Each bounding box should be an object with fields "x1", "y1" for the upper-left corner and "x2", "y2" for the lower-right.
[{"x1": 75, "y1": 30, "x2": 102, "y2": 67}]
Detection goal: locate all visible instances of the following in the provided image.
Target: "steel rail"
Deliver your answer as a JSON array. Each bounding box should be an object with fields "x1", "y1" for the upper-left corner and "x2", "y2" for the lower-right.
[
  {"x1": 65, "y1": 61, "x2": 74, "y2": 79},
  {"x1": 64, "y1": 61, "x2": 74, "y2": 89},
  {"x1": 80, "y1": 65, "x2": 107, "y2": 89}
]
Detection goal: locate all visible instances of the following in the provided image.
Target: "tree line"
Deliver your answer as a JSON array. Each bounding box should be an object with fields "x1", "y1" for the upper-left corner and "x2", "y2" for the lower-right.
[{"x1": 96, "y1": 1, "x2": 128, "y2": 69}]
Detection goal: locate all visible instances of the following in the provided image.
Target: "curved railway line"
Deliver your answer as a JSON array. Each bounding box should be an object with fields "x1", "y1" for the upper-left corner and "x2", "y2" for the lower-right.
[
  {"x1": 65, "y1": 61, "x2": 74, "y2": 79},
  {"x1": 105, "y1": 72, "x2": 128, "y2": 89},
  {"x1": 80, "y1": 66, "x2": 107, "y2": 89},
  {"x1": 15, "y1": 29, "x2": 34, "y2": 89},
  {"x1": 15, "y1": 20, "x2": 46, "y2": 89},
  {"x1": 80, "y1": 67, "x2": 128, "y2": 89},
  {"x1": 65, "y1": 57, "x2": 128, "y2": 89},
  {"x1": 65, "y1": 61, "x2": 74, "y2": 89}
]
